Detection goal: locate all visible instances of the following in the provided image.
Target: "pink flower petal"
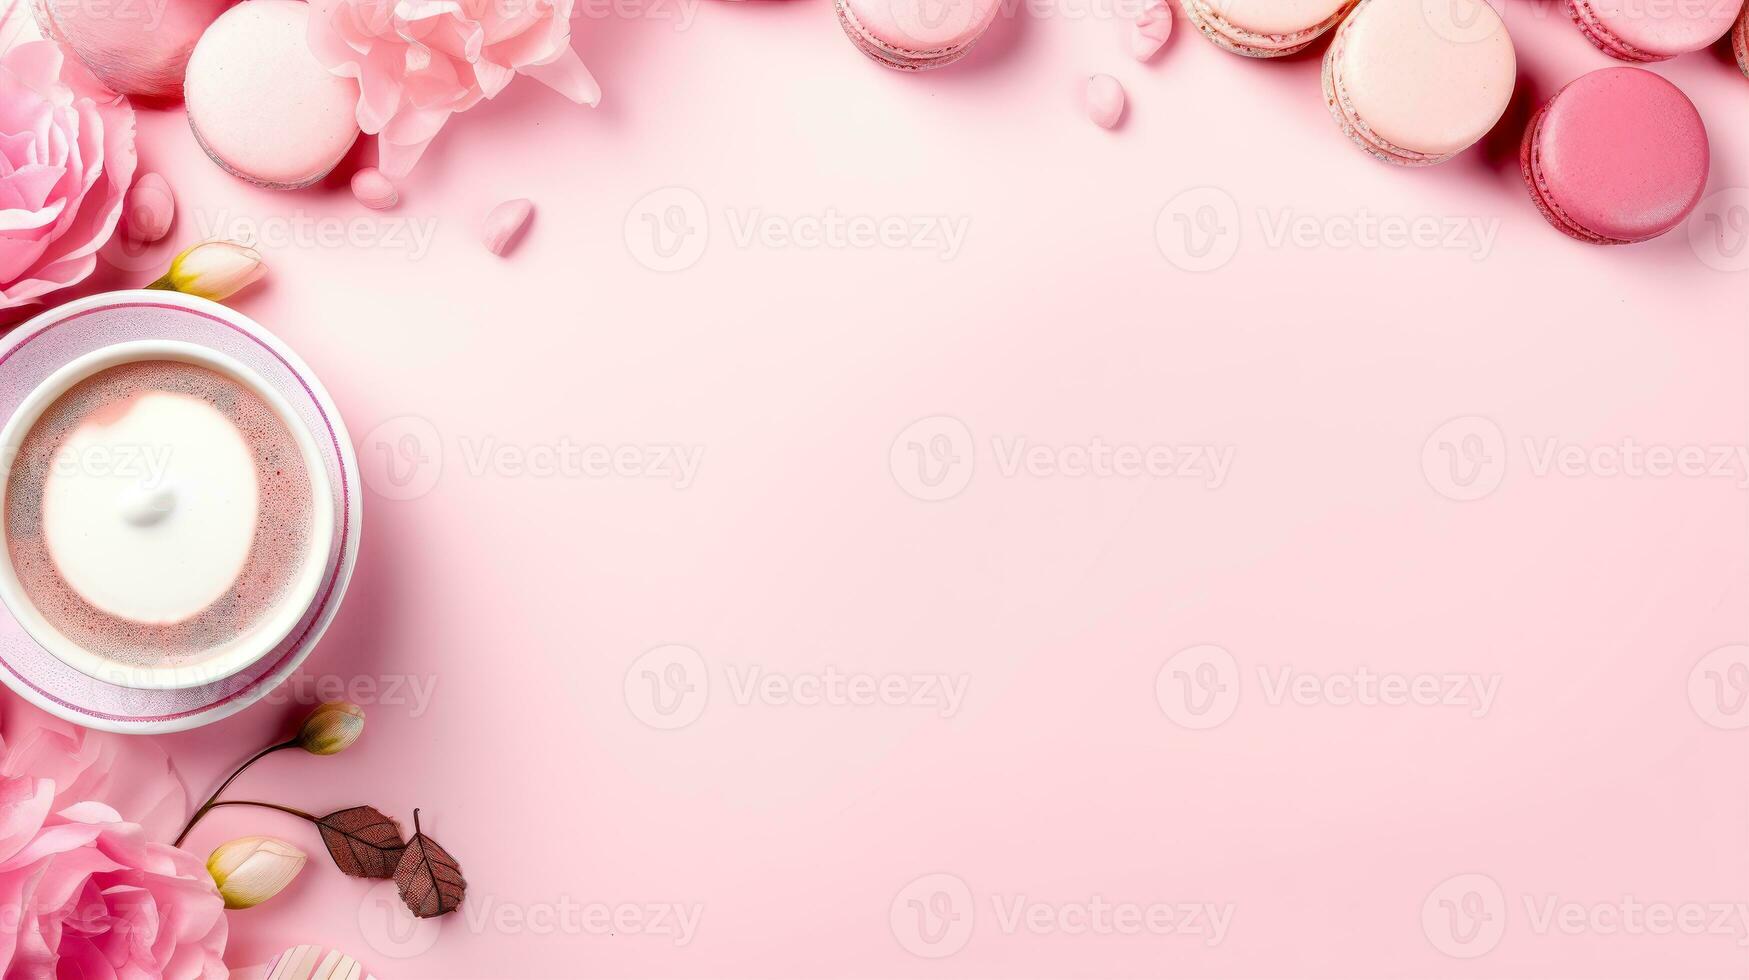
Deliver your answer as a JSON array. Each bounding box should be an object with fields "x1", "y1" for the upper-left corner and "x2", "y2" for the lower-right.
[
  {"x1": 306, "y1": 0, "x2": 597, "y2": 176},
  {"x1": 1133, "y1": 0, "x2": 1172, "y2": 60}
]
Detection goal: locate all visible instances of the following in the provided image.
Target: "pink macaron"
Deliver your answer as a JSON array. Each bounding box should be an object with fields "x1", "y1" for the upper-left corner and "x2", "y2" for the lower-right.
[
  {"x1": 1733, "y1": 2, "x2": 1748, "y2": 77},
  {"x1": 1178, "y1": 0, "x2": 1358, "y2": 57},
  {"x1": 185, "y1": 0, "x2": 360, "y2": 189},
  {"x1": 837, "y1": 0, "x2": 1001, "y2": 69},
  {"x1": 1567, "y1": 0, "x2": 1743, "y2": 61},
  {"x1": 1520, "y1": 67, "x2": 1708, "y2": 245},
  {"x1": 1323, "y1": 0, "x2": 1516, "y2": 166}
]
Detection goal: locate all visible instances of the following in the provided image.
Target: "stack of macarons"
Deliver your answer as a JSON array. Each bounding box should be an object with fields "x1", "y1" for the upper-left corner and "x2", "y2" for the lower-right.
[
  {"x1": 1566, "y1": 0, "x2": 1745, "y2": 62},
  {"x1": 1177, "y1": 0, "x2": 1356, "y2": 58},
  {"x1": 836, "y1": 0, "x2": 1002, "y2": 70}
]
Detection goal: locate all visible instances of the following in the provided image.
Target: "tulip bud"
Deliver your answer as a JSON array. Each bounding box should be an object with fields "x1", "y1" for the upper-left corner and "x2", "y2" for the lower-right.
[
  {"x1": 297, "y1": 701, "x2": 365, "y2": 756},
  {"x1": 208, "y1": 836, "x2": 306, "y2": 909},
  {"x1": 147, "y1": 240, "x2": 266, "y2": 301}
]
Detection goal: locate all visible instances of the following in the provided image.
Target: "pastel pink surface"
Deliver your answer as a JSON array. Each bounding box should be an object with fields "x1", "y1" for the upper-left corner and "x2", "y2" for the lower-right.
[
  {"x1": 1527, "y1": 67, "x2": 1708, "y2": 244},
  {"x1": 1, "y1": 0, "x2": 1743, "y2": 977},
  {"x1": 184, "y1": 0, "x2": 360, "y2": 189},
  {"x1": 1573, "y1": 0, "x2": 1744, "y2": 59},
  {"x1": 1331, "y1": 0, "x2": 1516, "y2": 158}
]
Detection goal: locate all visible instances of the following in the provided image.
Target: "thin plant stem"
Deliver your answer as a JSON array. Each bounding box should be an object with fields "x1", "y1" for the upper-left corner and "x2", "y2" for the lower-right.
[
  {"x1": 173, "y1": 740, "x2": 298, "y2": 846},
  {"x1": 206, "y1": 799, "x2": 318, "y2": 823}
]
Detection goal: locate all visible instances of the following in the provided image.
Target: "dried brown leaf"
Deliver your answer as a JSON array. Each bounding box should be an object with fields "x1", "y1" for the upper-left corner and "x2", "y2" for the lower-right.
[
  {"x1": 393, "y1": 809, "x2": 465, "y2": 918},
  {"x1": 316, "y1": 806, "x2": 406, "y2": 878}
]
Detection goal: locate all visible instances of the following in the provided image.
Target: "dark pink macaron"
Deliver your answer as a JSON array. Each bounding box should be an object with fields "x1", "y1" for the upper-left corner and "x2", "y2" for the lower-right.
[{"x1": 1520, "y1": 67, "x2": 1708, "y2": 245}]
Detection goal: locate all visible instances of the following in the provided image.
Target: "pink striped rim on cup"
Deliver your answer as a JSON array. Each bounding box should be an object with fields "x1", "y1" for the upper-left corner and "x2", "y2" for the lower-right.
[{"x1": 0, "y1": 290, "x2": 362, "y2": 734}]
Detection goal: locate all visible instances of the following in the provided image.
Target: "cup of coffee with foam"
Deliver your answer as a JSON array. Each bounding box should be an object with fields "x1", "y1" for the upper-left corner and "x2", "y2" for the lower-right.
[{"x1": 0, "y1": 340, "x2": 335, "y2": 689}]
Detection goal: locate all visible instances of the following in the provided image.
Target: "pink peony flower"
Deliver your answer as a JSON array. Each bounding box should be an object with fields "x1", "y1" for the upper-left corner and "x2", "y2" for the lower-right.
[
  {"x1": 0, "y1": 692, "x2": 188, "y2": 844},
  {"x1": 307, "y1": 0, "x2": 599, "y2": 179},
  {"x1": 0, "y1": 781, "x2": 227, "y2": 978},
  {"x1": 0, "y1": 39, "x2": 136, "y2": 311}
]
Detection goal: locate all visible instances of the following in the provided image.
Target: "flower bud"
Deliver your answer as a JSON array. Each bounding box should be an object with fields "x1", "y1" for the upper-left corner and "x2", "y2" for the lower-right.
[
  {"x1": 147, "y1": 239, "x2": 265, "y2": 301},
  {"x1": 208, "y1": 836, "x2": 306, "y2": 909},
  {"x1": 297, "y1": 701, "x2": 365, "y2": 756}
]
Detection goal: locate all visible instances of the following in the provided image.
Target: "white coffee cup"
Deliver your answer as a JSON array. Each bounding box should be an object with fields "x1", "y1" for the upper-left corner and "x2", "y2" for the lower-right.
[{"x1": 0, "y1": 340, "x2": 335, "y2": 690}]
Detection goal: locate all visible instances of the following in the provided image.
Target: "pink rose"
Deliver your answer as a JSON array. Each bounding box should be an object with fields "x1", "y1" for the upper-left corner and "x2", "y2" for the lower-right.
[
  {"x1": 0, "y1": 39, "x2": 136, "y2": 311},
  {"x1": 0, "y1": 779, "x2": 227, "y2": 978},
  {"x1": 307, "y1": 0, "x2": 599, "y2": 179},
  {"x1": 0, "y1": 692, "x2": 188, "y2": 844}
]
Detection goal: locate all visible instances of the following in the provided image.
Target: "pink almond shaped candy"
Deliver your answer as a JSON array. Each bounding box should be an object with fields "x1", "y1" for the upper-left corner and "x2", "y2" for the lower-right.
[
  {"x1": 837, "y1": 0, "x2": 1001, "y2": 69},
  {"x1": 1085, "y1": 75, "x2": 1126, "y2": 128},
  {"x1": 1520, "y1": 67, "x2": 1707, "y2": 245},
  {"x1": 185, "y1": 0, "x2": 361, "y2": 189},
  {"x1": 1567, "y1": 0, "x2": 1743, "y2": 61},
  {"x1": 483, "y1": 199, "x2": 533, "y2": 256},
  {"x1": 350, "y1": 168, "x2": 397, "y2": 210},
  {"x1": 1323, "y1": 0, "x2": 1515, "y2": 166},
  {"x1": 123, "y1": 173, "x2": 174, "y2": 243},
  {"x1": 1179, "y1": 0, "x2": 1357, "y2": 57}
]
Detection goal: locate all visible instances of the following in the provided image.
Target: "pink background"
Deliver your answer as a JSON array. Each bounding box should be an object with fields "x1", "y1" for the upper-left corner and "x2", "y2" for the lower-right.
[{"x1": 4, "y1": 0, "x2": 1749, "y2": 974}]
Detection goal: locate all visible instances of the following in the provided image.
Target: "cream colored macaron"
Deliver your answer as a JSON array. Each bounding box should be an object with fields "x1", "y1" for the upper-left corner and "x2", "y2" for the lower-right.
[
  {"x1": 1322, "y1": 0, "x2": 1515, "y2": 165},
  {"x1": 185, "y1": 0, "x2": 361, "y2": 189}
]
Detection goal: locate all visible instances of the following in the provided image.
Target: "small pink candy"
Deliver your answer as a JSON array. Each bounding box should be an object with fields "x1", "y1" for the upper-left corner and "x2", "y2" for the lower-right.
[
  {"x1": 1132, "y1": 0, "x2": 1172, "y2": 61},
  {"x1": 123, "y1": 172, "x2": 174, "y2": 244},
  {"x1": 350, "y1": 168, "x2": 398, "y2": 210},
  {"x1": 1085, "y1": 74, "x2": 1125, "y2": 129},
  {"x1": 483, "y1": 198, "x2": 533, "y2": 256}
]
